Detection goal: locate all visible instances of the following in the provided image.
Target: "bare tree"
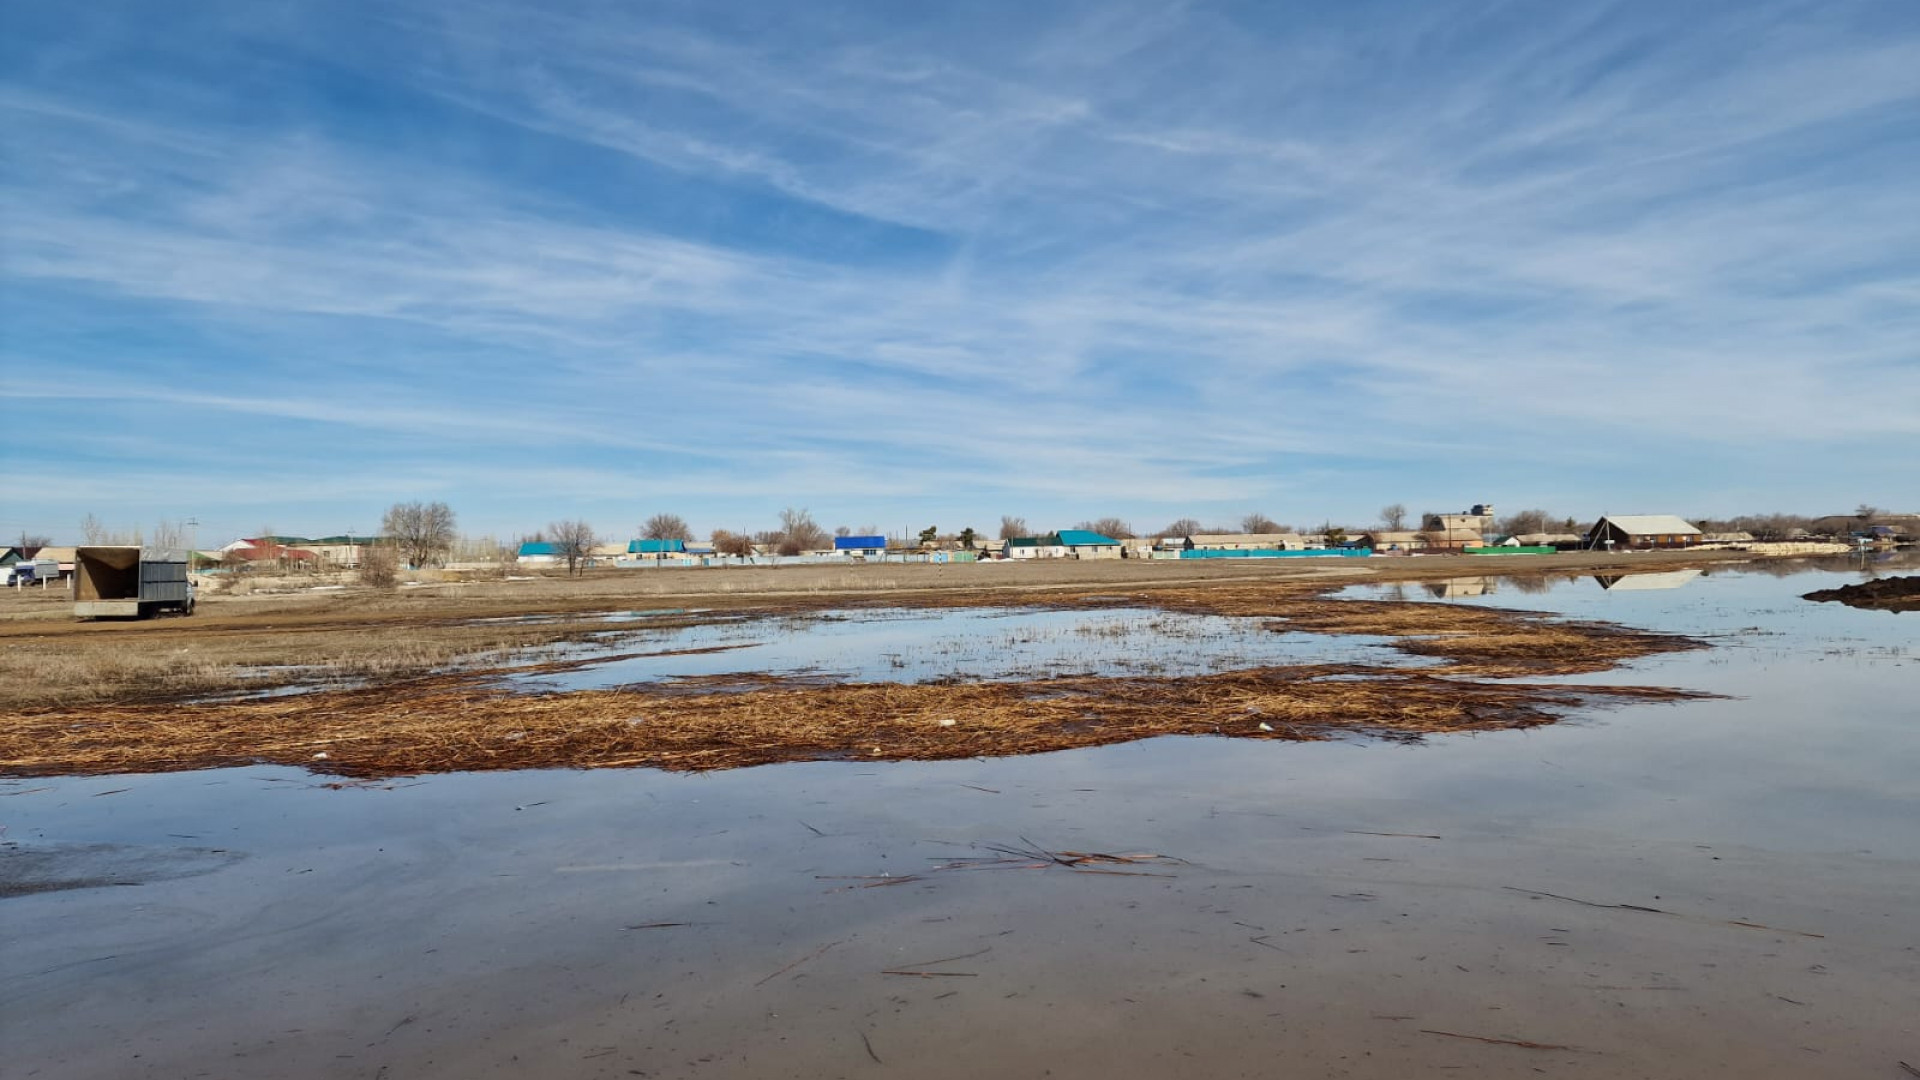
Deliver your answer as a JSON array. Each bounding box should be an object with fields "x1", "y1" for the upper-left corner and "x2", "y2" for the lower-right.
[
  {"x1": 16, "y1": 531, "x2": 52, "y2": 548},
  {"x1": 999, "y1": 515, "x2": 1029, "y2": 540},
  {"x1": 1496, "y1": 509, "x2": 1556, "y2": 538},
  {"x1": 1078, "y1": 517, "x2": 1134, "y2": 539},
  {"x1": 546, "y1": 519, "x2": 597, "y2": 576},
  {"x1": 711, "y1": 529, "x2": 755, "y2": 558},
  {"x1": 1240, "y1": 513, "x2": 1286, "y2": 534},
  {"x1": 642, "y1": 513, "x2": 690, "y2": 540},
  {"x1": 776, "y1": 507, "x2": 828, "y2": 556},
  {"x1": 835, "y1": 525, "x2": 852, "y2": 537},
  {"x1": 80, "y1": 514, "x2": 142, "y2": 545},
  {"x1": 1856, "y1": 504, "x2": 1880, "y2": 523},
  {"x1": 1379, "y1": 504, "x2": 1407, "y2": 531},
  {"x1": 1159, "y1": 518, "x2": 1203, "y2": 538},
  {"x1": 382, "y1": 501, "x2": 457, "y2": 568},
  {"x1": 148, "y1": 520, "x2": 187, "y2": 550}
]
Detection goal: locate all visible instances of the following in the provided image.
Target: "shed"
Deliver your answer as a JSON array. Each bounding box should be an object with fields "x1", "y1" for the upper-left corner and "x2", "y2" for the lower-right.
[{"x1": 1586, "y1": 515, "x2": 1702, "y2": 550}]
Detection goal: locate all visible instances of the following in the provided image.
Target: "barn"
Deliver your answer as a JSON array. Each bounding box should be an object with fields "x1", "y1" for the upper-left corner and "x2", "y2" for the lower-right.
[{"x1": 1585, "y1": 515, "x2": 1702, "y2": 550}]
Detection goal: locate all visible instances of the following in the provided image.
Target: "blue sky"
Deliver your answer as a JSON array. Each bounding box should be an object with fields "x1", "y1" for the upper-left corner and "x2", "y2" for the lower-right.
[{"x1": 3, "y1": 0, "x2": 1917, "y2": 545}]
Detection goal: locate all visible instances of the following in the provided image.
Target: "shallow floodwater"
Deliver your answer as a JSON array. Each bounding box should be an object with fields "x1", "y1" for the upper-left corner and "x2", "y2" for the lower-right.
[
  {"x1": 3, "y1": 557, "x2": 1916, "y2": 1079},
  {"x1": 511, "y1": 606, "x2": 1429, "y2": 691}
]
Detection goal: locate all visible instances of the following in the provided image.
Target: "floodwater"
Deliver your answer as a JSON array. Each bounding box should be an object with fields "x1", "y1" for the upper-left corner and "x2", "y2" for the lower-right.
[
  {"x1": 511, "y1": 606, "x2": 1432, "y2": 691},
  {"x1": 3, "y1": 557, "x2": 1916, "y2": 1079}
]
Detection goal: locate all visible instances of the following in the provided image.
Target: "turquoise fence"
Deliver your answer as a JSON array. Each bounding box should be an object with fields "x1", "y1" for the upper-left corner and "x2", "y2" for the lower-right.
[{"x1": 1178, "y1": 548, "x2": 1371, "y2": 559}]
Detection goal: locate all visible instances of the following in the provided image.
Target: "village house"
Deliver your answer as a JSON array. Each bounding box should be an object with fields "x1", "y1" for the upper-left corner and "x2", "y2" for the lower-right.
[
  {"x1": 515, "y1": 541, "x2": 561, "y2": 566},
  {"x1": 832, "y1": 534, "x2": 888, "y2": 557},
  {"x1": 628, "y1": 539, "x2": 688, "y2": 560},
  {"x1": 1585, "y1": 515, "x2": 1702, "y2": 550},
  {"x1": 1354, "y1": 530, "x2": 1430, "y2": 552},
  {"x1": 222, "y1": 539, "x2": 320, "y2": 569},
  {"x1": 1056, "y1": 530, "x2": 1123, "y2": 559},
  {"x1": 1005, "y1": 536, "x2": 1066, "y2": 559}
]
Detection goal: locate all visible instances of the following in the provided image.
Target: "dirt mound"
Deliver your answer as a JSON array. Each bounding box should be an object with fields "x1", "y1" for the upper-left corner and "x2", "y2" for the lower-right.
[{"x1": 1802, "y1": 576, "x2": 1920, "y2": 611}]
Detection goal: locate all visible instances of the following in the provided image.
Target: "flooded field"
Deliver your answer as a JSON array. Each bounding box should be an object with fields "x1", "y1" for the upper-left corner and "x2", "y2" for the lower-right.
[
  {"x1": 507, "y1": 606, "x2": 1432, "y2": 691},
  {"x1": 3, "y1": 556, "x2": 1916, "y2": 1078}
]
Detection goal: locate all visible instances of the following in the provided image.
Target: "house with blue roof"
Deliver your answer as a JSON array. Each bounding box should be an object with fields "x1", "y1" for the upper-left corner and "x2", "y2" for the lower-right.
[
  {"x1": 629, "y1": 539, "x2": 687, "y2": 556},
  {"x1": 515, "y1": 541, "x2": 560, "y2": 566},
  {"x1": 833, "y1": 534, "x2": 887, "y2": 557},
  {"x1": 1056, "y1": 530, "x2": 1122, "y2": 558}
]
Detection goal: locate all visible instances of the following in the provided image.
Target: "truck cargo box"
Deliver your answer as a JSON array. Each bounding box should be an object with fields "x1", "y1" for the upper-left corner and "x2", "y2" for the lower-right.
[{"x1": 74, "y1": 546, "x2": 193, "y2": 618}]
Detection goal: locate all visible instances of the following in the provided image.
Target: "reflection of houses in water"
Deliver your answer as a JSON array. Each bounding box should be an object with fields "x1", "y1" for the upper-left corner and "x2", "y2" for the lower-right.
[
  {"x1": 1592, "y1": 569, "x2": 1703, "y2": 591},
  {"x1": 1425, "y1": 576, "x2": 1495, "y2": 599}
]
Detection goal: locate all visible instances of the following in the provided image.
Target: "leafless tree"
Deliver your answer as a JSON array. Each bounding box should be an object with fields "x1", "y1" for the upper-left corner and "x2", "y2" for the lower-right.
[
  {"x1": 835, "y1": 525, "x2": 852, "y2": 537},
  {"x1": 642, "y1": 513, "x2": 690, "y2": 540},
  {"x1": 148, "y1": 520, "x2": 187, "y2": 550},
  {"x1": 80, "y1": 514, "x2": 142, "y2": 545},
  {"x1": 1856, "y1": 504, "x2": 1879, "y2": 523},
  {"x1": 1241, "y1": 513, "x2": 1287, "y2": 534},
  {"x1": 775, "y1": 507, "x2": 828, "y2": 556},
  {"x1": 1159, "y1": 518, "x2": 1203, "y2": 538},
  {"x1": 1379, "y1": 504, "x2": 1407, "y2": 531},
  {"x1": 546, "y1": 519, "x2": 597, "y2": 576},
  {"x1": 16, "y1": 531, "x2": 52, "y2": 548},
  {"x1": 1078, "y1": 517, "x2": 1134, "y2": 539},
  {"x1": 382, "y1": 501, "x2": 457, "y2": 568},
  {"x1": 999, "y1": 515, "x2": 1028, "y2": 540},
  {"x1": 711, "y1": 529, "x2": 755, "y2": 558},
  {"x1": 1496, "y1": 509, "x2": 1557, "y2": 538}
]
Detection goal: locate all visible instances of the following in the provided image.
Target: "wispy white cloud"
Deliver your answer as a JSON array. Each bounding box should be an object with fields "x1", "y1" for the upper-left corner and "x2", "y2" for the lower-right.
[{"x1": 3, "y1": 0, "x2": 1917, "y2": 542}]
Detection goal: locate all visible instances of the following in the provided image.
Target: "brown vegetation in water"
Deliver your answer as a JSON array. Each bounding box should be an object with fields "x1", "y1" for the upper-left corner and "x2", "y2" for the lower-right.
[
  {"x1": 0, "y1": 586, "x2": 1712, "y2": 777},
  {"x1": 0, "y1": 663, "x2": 1709, "y2": 778}
]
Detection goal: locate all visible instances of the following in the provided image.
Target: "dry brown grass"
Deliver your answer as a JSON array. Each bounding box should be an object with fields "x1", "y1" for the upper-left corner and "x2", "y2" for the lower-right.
[
  {"x1": 0, "y1": 611, "x2": 723, "y2": 708},
  {"x1": 0, "y1": 664, "x2": 1711, "y2": 778}
]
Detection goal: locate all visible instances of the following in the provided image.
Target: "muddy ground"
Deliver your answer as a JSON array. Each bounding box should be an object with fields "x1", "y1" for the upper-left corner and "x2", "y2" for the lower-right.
[{"x1": 1802, "y1": 574, "x2": 1920, "y2": 611}]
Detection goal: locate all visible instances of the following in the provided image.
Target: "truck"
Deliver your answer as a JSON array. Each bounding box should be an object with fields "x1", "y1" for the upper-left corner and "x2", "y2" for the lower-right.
[
  {"x1": 4, "y1": 558, "x2": 61, "y2": 586},
  {"x1": 73, "y1": 546, "x2": 195, "y2": 618}
]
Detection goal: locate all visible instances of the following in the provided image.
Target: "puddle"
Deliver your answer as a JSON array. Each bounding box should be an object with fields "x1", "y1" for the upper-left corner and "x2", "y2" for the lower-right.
[
  {"x1": 502, "y1": 606, "x2": 1436, "y2": 692},
  {"x1": 5, "y1": 555, "x2": 1917, "y2": 1078}
]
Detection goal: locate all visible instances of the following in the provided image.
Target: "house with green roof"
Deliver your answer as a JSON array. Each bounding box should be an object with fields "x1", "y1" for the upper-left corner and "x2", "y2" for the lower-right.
[{"x1": 1006, "y1": 531, "x2": 1121, "y2": 560}]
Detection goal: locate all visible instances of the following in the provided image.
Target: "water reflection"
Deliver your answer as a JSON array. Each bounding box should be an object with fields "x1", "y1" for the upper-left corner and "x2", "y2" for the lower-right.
[{"x1": 1592, "y1": 568, "x2": 1703, "y2": 591}]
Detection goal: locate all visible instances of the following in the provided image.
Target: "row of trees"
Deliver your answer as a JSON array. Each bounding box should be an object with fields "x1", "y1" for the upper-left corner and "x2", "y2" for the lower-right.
[{"x1": 989, "y1": 513, "x2": 1296, "y2": 542}]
